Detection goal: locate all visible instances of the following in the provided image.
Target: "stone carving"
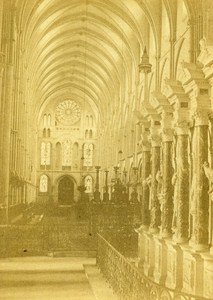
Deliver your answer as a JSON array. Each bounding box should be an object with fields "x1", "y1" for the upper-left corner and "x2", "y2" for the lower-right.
[
  {"x1": 199, "y1": 38, "x2": 209, "y2": 55},
  {"x1": 203, "y1": 161, "x2": 213, "y2": 194},
  {"x1": 143, "y1": 174, "x2": 152, "y2": 209},
  {"x1": 156, "y1": 170, "x2": 164, "y2": 211},
  {"x1": 171, "y1": 172, "x2": 178, "y2": 232}
]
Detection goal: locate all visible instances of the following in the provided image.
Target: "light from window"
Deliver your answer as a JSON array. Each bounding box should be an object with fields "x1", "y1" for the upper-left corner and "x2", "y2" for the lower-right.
[
  {"x1": 83, "y1": 143, "x2": 94, "y2": 166},
  {"x1": 85, "y1": 175, "x2": 93, "y2": 193},
  {"x1": 62, "y1": 140, "x2": 71, "y2": 166},
  {"x1": 40, "y1": 174, "x2": 48, "y2": 192},
  {"x1": 47, "y1": 114, "x2": 51, "y2": 127},
  {"x1": 41, "y1": 142, "x2": 51, "y2": 165}
]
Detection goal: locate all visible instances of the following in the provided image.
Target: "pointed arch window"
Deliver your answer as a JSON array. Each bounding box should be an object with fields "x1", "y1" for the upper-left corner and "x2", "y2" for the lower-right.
[
  {"x1": 43, "y1": 128, "x2": 46, "y2": 138},
  {"x1": 39, "y1": 174, "x2": 48, "y2": 192},
  {"x1": 86, "y1": 115, "x2": 89, "y2": 127},
  {"x1": 72, "y1": 142, "x2": 79, "y2": 168},
  {"x1": 43, "y1": 114, "x2": 47, "y2": 127},
  {"x1": 84, "y1": 175, "x2": 93, "y2": 193},
  {"x1": 85, "y1": 130, "x2": 89, "y2": 139},
  {"x1": 41, "y1": 142, "x2": 46, "y2": 165},
  {"x1": 62, "y1": 140, "x2": 71, "y2": 166},
  {"x1": 83, "y1": 143, "x2": 94, "y2": 167},
  {"x1": 56, "y1": 142, "x2": 62, "y2": 169},
  {"x1": 46, "y1": 142, "x2": 51, "y2": 165},
  {"x1": 89, "y1": 115, "x2": 93, "y2": 127},
  {"x1": 47, "y1": 114, "x2": 51, "y2": 127},
  {"x1": 40, "y1": 142, "x2": 51, "y2": 166}
]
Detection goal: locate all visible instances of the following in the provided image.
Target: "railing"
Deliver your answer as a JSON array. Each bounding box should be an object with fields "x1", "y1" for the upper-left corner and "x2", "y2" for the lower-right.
[{"x1": 97, "y1": 234, "x2": 212, "y2": 300}]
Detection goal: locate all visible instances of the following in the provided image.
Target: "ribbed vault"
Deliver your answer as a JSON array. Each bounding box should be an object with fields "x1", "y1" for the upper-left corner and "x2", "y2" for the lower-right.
[{"x1": 14, "y1": 0, "x2": 199, "y2": 122}]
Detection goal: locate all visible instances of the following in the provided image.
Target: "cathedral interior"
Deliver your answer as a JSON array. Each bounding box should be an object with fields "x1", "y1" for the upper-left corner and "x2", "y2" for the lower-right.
[{"x1": 0, "y1": 0, "x2": 213, "y2": 299}]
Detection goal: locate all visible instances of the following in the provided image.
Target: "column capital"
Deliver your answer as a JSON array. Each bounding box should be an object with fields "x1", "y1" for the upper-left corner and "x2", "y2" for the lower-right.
[
  {"x1": 151, "y1": 91, "x2": 173, "y2": 113},
  {"x1": 140, "y1": 126, "x2": 151, "y2": 151},
  {"x1": 151, "y1": 91, "x2": 174, "y2": 142},
  {"x1": 164, "y1": 79, "x2": 191, "y2": 134},
  {"x1": 147, "y1": 113, "x2": 161, "y2": 147},
  {"x1": 181, "y1": 63, "x2": 211, "y2": 117},
  {"x1": 193, "y1": 109, "x2": 210, "y2": 126},
  {"x1": 175, "y1": 120, "x2": 190, "y2": 135}
]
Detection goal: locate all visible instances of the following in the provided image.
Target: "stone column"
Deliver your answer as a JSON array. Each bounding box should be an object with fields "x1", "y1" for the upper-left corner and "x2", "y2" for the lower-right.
[
  {"x1": 0, "y1": 5, "x2": 16, "y2": 223},
  {"x1": 94, "y1": 166, "x2": 101, "y2": 201},
  {"x1": 140, "y1": 125, "x2": 151, "y2": 229},
  {"x1": 148, "y1": 115, "x2": 161, "y2": 234},
  {"x1": 163, "y1": 78, "x2": 196, "y2": 243},
  {"x1": 161, "y1": 136, "x2": 174, "y2": 238},
  {"x1": 0, "y1": 62, "x2": 4, "y2": 203},
  {"x1": 191, "y1": 112, "x2": 209, "y2": 251},
  {"x1": 1, "y1": 63, "x2": 14, "y2": 220},
  {"x1": 173, "y1": 125, "x2": 190, "y2": 243},
  {"x1": 103, "y1": 170, "x2": 109, "y2": 201},
  {"x1": 151, "y1": 93, "x2": 175, "y2": 237}
]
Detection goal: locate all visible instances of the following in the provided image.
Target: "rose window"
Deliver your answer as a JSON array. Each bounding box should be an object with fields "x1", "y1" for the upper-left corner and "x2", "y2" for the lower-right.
[{"x1": 56, "y1": 100, "x2": 81, "y2": 125}]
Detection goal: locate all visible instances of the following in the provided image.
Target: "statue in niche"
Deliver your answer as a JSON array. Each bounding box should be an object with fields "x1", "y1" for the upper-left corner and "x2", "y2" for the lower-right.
[
  {"x1": 156, "y1": 170, "x2": 164, "y2": 211},
  {"x1": 203, "y1": 161, "x2": 213, "y2": 194},
  {"x1": 171, "y1": 172, "x2": 178, "y2": 232}
]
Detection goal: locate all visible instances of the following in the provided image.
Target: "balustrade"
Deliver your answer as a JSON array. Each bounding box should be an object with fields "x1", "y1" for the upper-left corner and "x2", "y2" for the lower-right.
[{"x1": 97, "y1": 234, "x2": 211, "y2": 300}]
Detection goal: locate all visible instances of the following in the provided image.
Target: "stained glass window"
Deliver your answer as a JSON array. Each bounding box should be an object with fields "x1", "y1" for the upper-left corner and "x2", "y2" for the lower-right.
[
  {"x1": 56, "y1": 100, "x2": 81, "y2": 125},
  {"x1": 43, "y1": 114, "x2": 47, "y2": 127},
  {"x1": 40, "y1": 142, "x2": 51, "y2": 165},
  {"x1": 46, "y1": 142, "x2": 51, "y2": 165},
  {"x1": 90, "y1": 115, "x2": 93, "y2": 127},
  {"x1": 83, "y1": 143, "x2": 93, "y2": 166},
  {"x1": 62, "y1": 140, "x2": 71, "y2": 166},
  {"x1": 39, "y1": 174, "x2": 48, "y2": 192},
  {"x1": 85, "y1": 175, "x2": 93, "y2": 193},
  {"x1": 47, "y1": 114, "x2": 51, "y2": 127},
  {"x1": 41, "y1": 142, "x2": 46, "y2": 165},
  {"x1": 72, "y1": 143, "x2": 79, "y2": 168}
]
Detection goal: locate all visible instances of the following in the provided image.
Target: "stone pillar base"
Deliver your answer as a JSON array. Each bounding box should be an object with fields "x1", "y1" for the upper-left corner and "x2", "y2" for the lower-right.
[
  {"x1": 136, "y1": 225, "x2": 148, "y2": 268},
  {"x1": 153, "y1": 234, "x2": 167, "y2": 284},
  {"x1": 143, "y1": 232, "x2": 155, "y2": 277},
  {"x1": 181, "y1": 245, "x2": 203, "y2": 296},
  {"x1": 200, "y1": 252, "x2": 213, "y2": 298},
  {"x1": 165, "y1": 240, "x2": 183, "y2": 290},
  {"x1": 189, "y1": 239, "x2": 209, "y2": 252}
]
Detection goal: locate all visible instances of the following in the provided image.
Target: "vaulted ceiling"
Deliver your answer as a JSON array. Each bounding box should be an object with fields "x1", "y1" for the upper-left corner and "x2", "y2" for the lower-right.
[{"x1": 14, "y1": 0, "x2": 202, "y2": 121}]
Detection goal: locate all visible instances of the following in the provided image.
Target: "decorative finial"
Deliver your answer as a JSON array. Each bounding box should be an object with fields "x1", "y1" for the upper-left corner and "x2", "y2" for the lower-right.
[{"x1": 139, "y1": 46, "x2": 152, "y2": 73}]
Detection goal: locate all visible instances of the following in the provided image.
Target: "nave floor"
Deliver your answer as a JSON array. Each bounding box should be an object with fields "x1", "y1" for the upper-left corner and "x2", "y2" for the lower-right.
[{"x1": 0, "y1": 257, "x2": 117, "y2": 300}]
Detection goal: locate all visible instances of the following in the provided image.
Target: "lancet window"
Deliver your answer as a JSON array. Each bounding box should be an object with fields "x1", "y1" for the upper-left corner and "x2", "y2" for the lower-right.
[{"x1": 83, "y1": 143, "x2": 94, "y2": 167}]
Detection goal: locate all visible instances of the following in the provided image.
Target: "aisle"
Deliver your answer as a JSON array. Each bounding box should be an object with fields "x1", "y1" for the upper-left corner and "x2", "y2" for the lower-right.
[{"x1": 0, "y1": 257, "x2": 97, "y2": 300}]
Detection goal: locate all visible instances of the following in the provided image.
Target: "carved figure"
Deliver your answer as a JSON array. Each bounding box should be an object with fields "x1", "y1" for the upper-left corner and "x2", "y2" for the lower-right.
[
  {"x1": 203, "y1": 161, "x2": 213, "y2": 194},
  {"x1": 143, "y1": 174, "x2": 152, "y2": 209},
  {"x1": 199, "y1": 38, "x2": 208, "y2": 54},
  {"x1": 144, "y1": 174, "x2": 152, "y2": 189},
  {"x1": 171, "y1": 172, "x2": 178, "y2": 231},
  {"x1": 156, "y1": 170, "x2": 164, "y2": 211},
  {"x1": 156, "y1": 170, "x2": 163, "y2": 194}
]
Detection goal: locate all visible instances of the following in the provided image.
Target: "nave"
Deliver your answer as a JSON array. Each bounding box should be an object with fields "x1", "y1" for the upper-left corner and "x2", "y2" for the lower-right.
[{"x1": 1, "y1": 0, "x2": 213, "y2": 299}]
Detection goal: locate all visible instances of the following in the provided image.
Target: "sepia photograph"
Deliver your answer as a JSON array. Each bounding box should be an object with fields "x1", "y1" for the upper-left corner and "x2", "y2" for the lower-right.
[{"x1": 0, "y1": 0, "x2": 213, "y2": 299}]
